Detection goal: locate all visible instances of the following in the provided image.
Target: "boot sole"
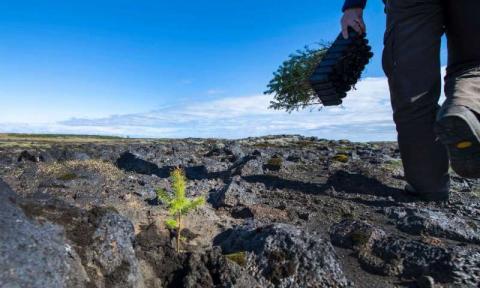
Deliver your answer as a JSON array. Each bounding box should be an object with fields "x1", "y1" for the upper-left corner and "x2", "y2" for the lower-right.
[{"x1": 435, "y1": 107, "x2": 480, "y2": 179}]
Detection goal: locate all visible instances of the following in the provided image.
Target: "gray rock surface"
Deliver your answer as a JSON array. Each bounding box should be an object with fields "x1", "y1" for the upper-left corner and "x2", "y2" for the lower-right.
[
  {"x1": 210, "y1": 176, "x2": 258, "y2": 208},
  {"x1": 0, "y1": 179, "x2": 88, "y2": 288},
  {"x1": 330, "y1": 219, "x2": 386, "y2": 250},
  {"x1": 182, "y1": 248, "x2": 261, "y2": 288},
  {"x1": 217, "y1": 223, "x2": 350, "y2": 288},
  {"x1": 331, "y1": 219, "x2": 480, "y2": 286},
  {"x1": 385, "y1": 207, "x2": 480, "y2": 244},
  {"x1": 369, "y1": 236, "x2": 480, "y2": 286},
  {"x1": 86, "y1": 211, "x2": 144, "y2": 288}
]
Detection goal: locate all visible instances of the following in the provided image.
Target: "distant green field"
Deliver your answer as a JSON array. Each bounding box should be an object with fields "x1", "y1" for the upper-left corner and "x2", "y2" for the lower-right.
[
  {"x1": 1, "y1": 133, "x2": 124, "y2": 140},
  {"x1": 0, "y1": 133, "x2": 133, "y2": 148}
]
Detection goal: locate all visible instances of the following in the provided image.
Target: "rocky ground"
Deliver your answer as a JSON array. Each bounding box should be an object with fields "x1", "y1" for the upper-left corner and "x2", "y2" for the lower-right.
[{"x1": 1, "y1": 134, "x2": 480, "y2": 288}]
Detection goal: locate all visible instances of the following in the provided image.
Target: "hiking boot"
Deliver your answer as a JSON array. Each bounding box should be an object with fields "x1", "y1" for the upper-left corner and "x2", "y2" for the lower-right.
[
  {"x1": 435, "y1": 105, "x2": 480, "y2": 179},
  {"x1": 404, "y1": 183, "x2": 449, "y2": 202}
]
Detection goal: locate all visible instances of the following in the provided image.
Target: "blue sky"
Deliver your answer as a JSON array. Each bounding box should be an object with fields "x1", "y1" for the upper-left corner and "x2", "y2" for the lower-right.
[{"x1": 0, "y1": 1, "x2": 447, "y2": 141}]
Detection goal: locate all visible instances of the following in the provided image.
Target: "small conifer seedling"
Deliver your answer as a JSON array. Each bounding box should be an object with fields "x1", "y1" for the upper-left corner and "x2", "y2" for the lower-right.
[{"x1": 156, "y1": 168, "x2": 205, "y2": 253}]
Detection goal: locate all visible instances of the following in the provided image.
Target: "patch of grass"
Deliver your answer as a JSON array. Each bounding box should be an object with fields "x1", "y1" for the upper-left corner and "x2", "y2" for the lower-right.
[
  {"x1": 0, "y1": 141, "x2": 51, "y2": 149},
  {"x1": 225, "y1": 251, "x2": 247, "y2": 267},
  {"x1": 333, "y1": 153, "x2": 349, "y2": 163},
  {"x1": 38, "y1": 159, "x2": 123, "y2": 183},
  {"x1": 0, "y1": 133, "x2": 132, "y2": 147},
  {"x1": 2, "y1": 133, "x2": 123, "y2": 140}
]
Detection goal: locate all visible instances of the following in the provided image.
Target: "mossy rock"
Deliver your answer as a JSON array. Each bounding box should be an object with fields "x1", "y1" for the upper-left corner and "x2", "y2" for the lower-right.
[
  {"x1": 384, "y1": 159, "x2": 402, "y2": 170},
  {"x1": 333, "y1": 153, "x2": 349, "y2": 163},
  {"x1": 350, "y1": 231, "x2": 370, "y2": 247},
  {"x1": 57, "y1": 172, "x2": 78, "y2": 181},
  {"x1": 225, "y1": 251, "x2": 247, "y2": 267},
  {"x1": 336, "y1": 146, "x2": 352, "y2": 153},
  {"x1": 265, "y1": 156, "x2": 283, "y2": 171}
]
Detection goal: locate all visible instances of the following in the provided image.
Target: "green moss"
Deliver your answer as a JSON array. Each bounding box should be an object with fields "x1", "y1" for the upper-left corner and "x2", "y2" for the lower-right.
[
  {"x1": 336, "y1": 146, "x2": 352, "y2": 153},
  {"x1": 57, "y1": 172, "x2": 78, "y2": 181},
  {"x1": 350, "y1": 231, "x2": 369, "y2": 246},
  {"x1": 225, "y1": 251, "x2": 247, "y2": 267},
  {"x1": 333, "y1": 153, "x2": 349, "y2": 163},
  {"x1": 342, "y1": 211, "x2": 355, "y2": 219},
  {"x1": 296, "y1": 140, "x2": 315, "y2": 147},
  {"x1": 253, "y1": 142, "x2": 270, "y2": 148},
  {"x1": 266, "y1": 156, "x2": 283, "y2": 171}
]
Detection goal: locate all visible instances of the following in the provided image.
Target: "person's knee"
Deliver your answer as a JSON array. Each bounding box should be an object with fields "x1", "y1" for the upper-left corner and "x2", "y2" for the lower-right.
[{"x1": 392, "y1": 102, "x2": 439, "y2": 132}]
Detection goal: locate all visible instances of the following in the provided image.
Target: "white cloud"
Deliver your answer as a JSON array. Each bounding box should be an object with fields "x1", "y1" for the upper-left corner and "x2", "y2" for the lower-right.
[
  {"x1": 0, "y1": 75, "x2": 398, "y2": 141},
  {"x1": 206, "y1": 89, "x2": 226, "y2": 95}
]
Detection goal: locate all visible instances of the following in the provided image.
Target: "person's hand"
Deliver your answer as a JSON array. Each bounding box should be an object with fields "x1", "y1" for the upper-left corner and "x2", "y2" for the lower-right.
[{"x1": 341, "y1": 8, "x2": 366, "y2": 39}]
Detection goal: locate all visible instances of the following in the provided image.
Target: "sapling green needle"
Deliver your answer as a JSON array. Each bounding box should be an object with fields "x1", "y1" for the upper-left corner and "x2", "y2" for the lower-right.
[
  {"x1": 156, "y1": 168, "x2": 205, "y2": 253},
  {"x1": 265, "y1": 45, "x2": 328, "y2": 112}
]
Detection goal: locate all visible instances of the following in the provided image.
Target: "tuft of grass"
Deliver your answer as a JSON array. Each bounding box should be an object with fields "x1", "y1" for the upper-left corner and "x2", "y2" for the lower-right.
[
  {"x1": 333, "y1": 153, "x2": 349, "y2": 163},
  {"x1": 225, "y1": 251, "x2": 247, "y2": 267},
  {"x1": 38, "y1": 159, "x2": 123, "y2": 183}
]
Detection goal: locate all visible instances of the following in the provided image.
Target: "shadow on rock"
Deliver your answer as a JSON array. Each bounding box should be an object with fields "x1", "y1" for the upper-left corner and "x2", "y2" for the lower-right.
[
  {"x1": 116, "y1": 151, "x2": 229, "y2": 180},
  {"x1": 325, "y1": 171, "x2": 404, "y2": 198},
  {"x1": 242, "y1": 170, "x2": 415, "y2": 209},
  {"x1": 116, "y1": 152, "x2": 167, "y2": 177},
  {"x1": 243, "y1": 174, "x2": 326, "y2": 195}
]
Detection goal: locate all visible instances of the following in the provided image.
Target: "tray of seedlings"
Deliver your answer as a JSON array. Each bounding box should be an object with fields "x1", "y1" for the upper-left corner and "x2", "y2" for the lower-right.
[{"x1": 309, "y1": 29, "x2": 373, "y2": 106}]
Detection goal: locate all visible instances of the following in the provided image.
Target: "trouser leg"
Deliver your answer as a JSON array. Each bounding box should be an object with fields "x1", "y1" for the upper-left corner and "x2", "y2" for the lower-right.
[
  {"x1": 443, "y1": 0, "x2": 480, "y2": 115},
  {"x1": 383, "y1": 0, "x2": 449, "y2": 194}
]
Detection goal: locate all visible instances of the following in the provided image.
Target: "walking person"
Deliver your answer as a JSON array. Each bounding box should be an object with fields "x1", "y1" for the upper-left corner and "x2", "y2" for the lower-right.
[{"x1": 341, "y1": 0, "x2": 480, "y2": 201}]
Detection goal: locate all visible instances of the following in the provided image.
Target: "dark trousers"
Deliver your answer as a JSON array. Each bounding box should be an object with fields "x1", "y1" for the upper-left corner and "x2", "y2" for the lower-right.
[{"x1": 382, "y1": 0, "x2": 480, "y2": 194}]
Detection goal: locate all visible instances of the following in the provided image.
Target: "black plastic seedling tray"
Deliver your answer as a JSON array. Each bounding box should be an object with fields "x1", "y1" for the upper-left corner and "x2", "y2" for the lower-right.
[{"x1": 309, "y1": 29, "x2": 373, "y2": 106}]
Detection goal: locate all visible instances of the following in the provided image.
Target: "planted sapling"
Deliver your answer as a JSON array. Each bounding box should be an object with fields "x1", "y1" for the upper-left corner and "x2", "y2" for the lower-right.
[{"x1": 156, "y1": 168, "x2": 205, "y2": 253}]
